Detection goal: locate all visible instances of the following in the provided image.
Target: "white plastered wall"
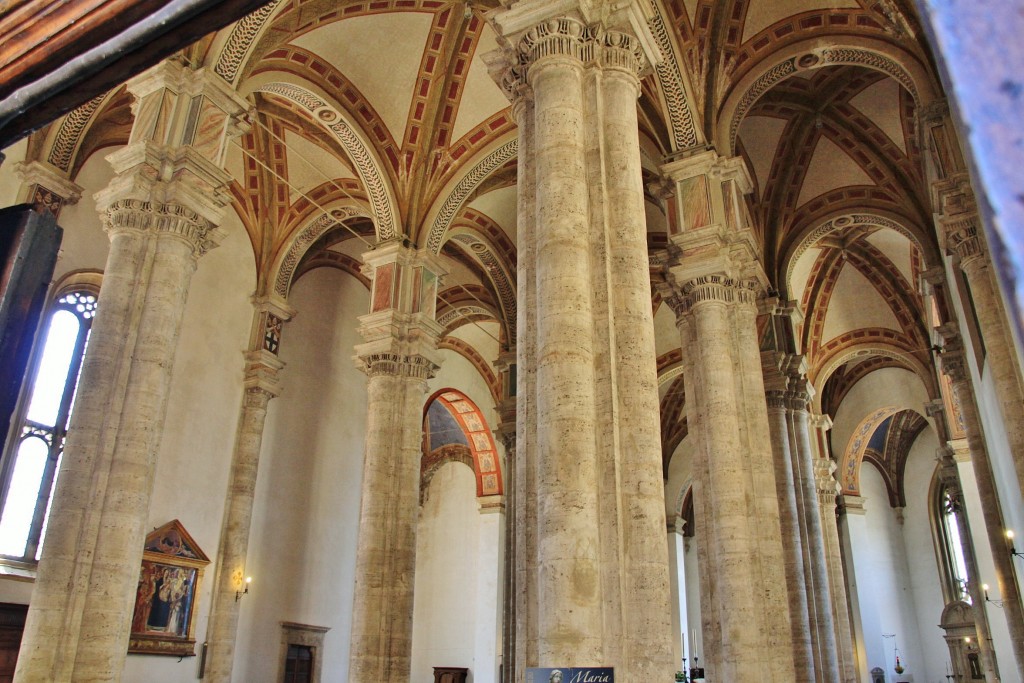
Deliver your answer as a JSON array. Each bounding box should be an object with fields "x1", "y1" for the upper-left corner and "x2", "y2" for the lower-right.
[
  {"x1": 234, "y1": 267, "x2": 369, "y2": 682},
  {"x1": 411, "y1": 461, "x2": 483, "y2": 681}
]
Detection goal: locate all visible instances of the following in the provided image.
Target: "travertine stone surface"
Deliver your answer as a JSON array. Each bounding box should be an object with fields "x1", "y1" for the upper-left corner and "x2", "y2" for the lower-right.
[
  {"x1": 810, "y1": 415, "x2": 858, "y2": 683},
  {"x1": 940, "y1": 185, "x2": 1024, "y2": 505},
  {"x1": 348, "y1": 242, "x2": 447, "y2": 683},
  {"x1": 486, "y1": 2, "x2": 675, "y2": 679},
  {"x1": 938, "y1": 325, "x2": 1024, "y2": 674},
  {"x1": 15, "y1": 60, "x2": 248, "y2": 683},
  {"x1": 662, "y1": 151, "x2": 797, "y2": 680},
  {"x1": 763, "y1": 367, "x2": 815, "y2": 682},
  {"x1": 204, "y1": 296, "x2": 293, "y2": 683},
  {"x1": 787, "y1": 383, "x2": 841, "y2": 683}
]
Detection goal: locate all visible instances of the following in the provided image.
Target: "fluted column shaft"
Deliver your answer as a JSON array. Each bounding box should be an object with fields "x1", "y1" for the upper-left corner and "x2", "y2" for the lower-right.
[
  {"x1": 205, "y1": 300, "x2": 291, "y2": 683},
  {"x1": 939, "y1": 329, "x2": 1024, "y2": 674},
  {"x1": 16, "y1": 60, "x2": 247, "y2": 683}
]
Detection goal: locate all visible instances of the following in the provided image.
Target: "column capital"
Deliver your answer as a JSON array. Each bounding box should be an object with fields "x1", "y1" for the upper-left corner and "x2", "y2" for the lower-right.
[
  {"x1": 487, "y1": 0, "x2": 661, "y2": 67},
  {"x1": 838, "y1": 494, "x2": 866, "y2": 516},
  {"x1": 933, "y1": 174, "x2": 986, "y2": 267},
  {"x1": 95, "y1": 60, "x2": 252, "y2": 238},
  {"x1": 811, "y1": 412, "x2": 833, "y2": 432},
  {"x1": 483, "y1": 0, "x2": 662, "y2": 103},
  {"x1": 242, "y1": 349, "x2": 285, "y2": 399},
  {"x1": 815, "y1": 458, "x2": 840, "y2": 504},
  {"x1": 14, "y1": 160, "x2": 83, "y2": 214},
  {"x1": 101, "y1": 199, "x2": 225, "y2": 257},
  {"x1": 354, "y1": 241, "x2": 448, "y2": 377},
  {"x1": 918, "y1": 97, "x2": 950, "y2": 127},
  {"x1": 936, "y1": 323, "x2": 970, "y2": 384},
  {"x1": 248, "y1": 294, "x2": 296, "y2": 357}
]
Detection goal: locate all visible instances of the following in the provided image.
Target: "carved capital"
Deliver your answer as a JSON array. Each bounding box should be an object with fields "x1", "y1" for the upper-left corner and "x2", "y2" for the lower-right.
[
  {"x1": 359, "y1": 352, "x2": 439, "y2": 380},
  {"x1": 944, "y1": 216, "x2": 985, "y2": 267},
  {"x1": 674, "y1": 273, "x2": 762, "y2": 314},
  {"x1": 765, "y1": 389, "x2": 788, "y2": 411},
  {"x1": 101, "y1": 198, "x2": 224, "y2": 257},
  {"x1": 15, "y1": 161, "x2": 83, "y2": 215},
  {"x1": 520, "y1": 16, "x2": 593, "y2": 67},
  {"x1": 815, "y1": 458, "x2": 840, "y2": 503}
]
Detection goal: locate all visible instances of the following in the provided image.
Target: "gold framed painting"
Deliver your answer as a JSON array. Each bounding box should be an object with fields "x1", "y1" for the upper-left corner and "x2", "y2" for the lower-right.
[{"x1": 128, "y1": 520, "x2": 210, "y2": 656}]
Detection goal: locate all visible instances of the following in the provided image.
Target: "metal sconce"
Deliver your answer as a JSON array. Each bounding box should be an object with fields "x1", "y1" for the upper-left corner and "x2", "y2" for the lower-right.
[
  {"x1": 236, "y1": 576, "x2": 252, "y2": 602},
  {"x1": 982, "y1": 583, "x2": 1005, "y2": 609},
  {"x1": 1007, "y1": 530, "x2": 1024, "y2": 559}
]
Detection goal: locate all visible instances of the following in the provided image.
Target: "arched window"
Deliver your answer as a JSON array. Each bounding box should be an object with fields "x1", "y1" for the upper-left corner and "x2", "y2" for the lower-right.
[
  {"x1": 0, "y1": 284, "x2": 97, "y2": 563},
  {"x1": 934, "y1": 482, "x2": 971, "y2": 604}
]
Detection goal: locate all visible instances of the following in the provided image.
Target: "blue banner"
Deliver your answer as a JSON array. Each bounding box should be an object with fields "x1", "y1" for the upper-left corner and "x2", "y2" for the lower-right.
[{"x1": 524, "y1": 668, "x2": 614, "y2": 683}]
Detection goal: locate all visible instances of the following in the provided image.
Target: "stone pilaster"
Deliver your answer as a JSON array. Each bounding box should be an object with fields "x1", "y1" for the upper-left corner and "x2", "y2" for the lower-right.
[
  {"x1": 662, "y1": 152, "x2": 795, "y2": 679},
  {"x1": 15, "y1": 59, "x2": 249, "y2": 683},
  {"x1": 486, "y1": 2, "x2": 674, "y2": 679},
  {"x1": 493, "y1": 350, "x2": 517, "y2": 683},
  {"x1": 347, "y1": 242, "x2": 446, "y2": 683},
  {"x1": 204, "y1": 295, "x2": 294, "y2": 683},
  {"x1": 937, "y1": 323, "x2": 1024, "y2": 674},
  {"x1": 810, "y1": 414, "x2": 858, "y2": 683}
]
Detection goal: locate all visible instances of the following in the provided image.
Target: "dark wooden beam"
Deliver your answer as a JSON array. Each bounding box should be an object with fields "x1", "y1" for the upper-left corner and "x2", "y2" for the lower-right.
[{"x1": 0, "y1": 0, "x2": 273, "y2": 151}]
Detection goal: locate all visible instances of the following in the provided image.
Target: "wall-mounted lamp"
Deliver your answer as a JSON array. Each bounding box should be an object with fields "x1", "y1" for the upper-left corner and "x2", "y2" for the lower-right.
[
  {"x1": 236, "y1": 576, "x2": 252, "y2": 602},
  {"x1": 1007, "y1": 530, "x2": 1024, "y2": 559},
  {"x1": 982, "y1": 583, "x2": 1004, "y2": 608}
]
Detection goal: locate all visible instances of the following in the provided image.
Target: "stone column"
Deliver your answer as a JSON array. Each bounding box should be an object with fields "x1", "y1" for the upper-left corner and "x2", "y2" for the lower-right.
[
  {"x1": 787, "y1": 379, "x2": 841, "y2": 683},
  {"x1": 204, "y1": 296, "x2": 294, "y2": 683},
  {"x1": 662, "y1": 151, "x2": 796, "y2": 680},
  {"x1": 486, "y1": 2, "x2": 675, "y2": 679},
  {"x1": 763, "y1": 360, "x2": 815, "y2": 682},
  {"x1": 810, "y1": 414, "x2": 858, "y2": 683},
  {"x1": 16, "y1": 60, "x2": 248, "y2": 683},
  {"x1": 347, "y1": 242, "x2": 446, "y2": 683},
  {"x1": 938, "y1": 323, "x2": 1024, "y2": 674},
  {"x1": 938, "y1": 179, "x2": 1024, "y2": 503}
]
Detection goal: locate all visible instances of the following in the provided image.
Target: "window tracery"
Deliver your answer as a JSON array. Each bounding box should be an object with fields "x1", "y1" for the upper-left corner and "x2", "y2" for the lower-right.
[{"x1": 0, "y1": 285, "x2": 97, "y2": 563}]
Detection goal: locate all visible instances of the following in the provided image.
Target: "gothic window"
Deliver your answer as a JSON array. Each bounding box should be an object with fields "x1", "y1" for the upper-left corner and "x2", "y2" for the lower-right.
[
  {"x1": 935, "y1": 484, "x2": 971, "y2": 604},
  {"x1": 0, "y1": 287, "x2": 97, "y2": 563}
]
